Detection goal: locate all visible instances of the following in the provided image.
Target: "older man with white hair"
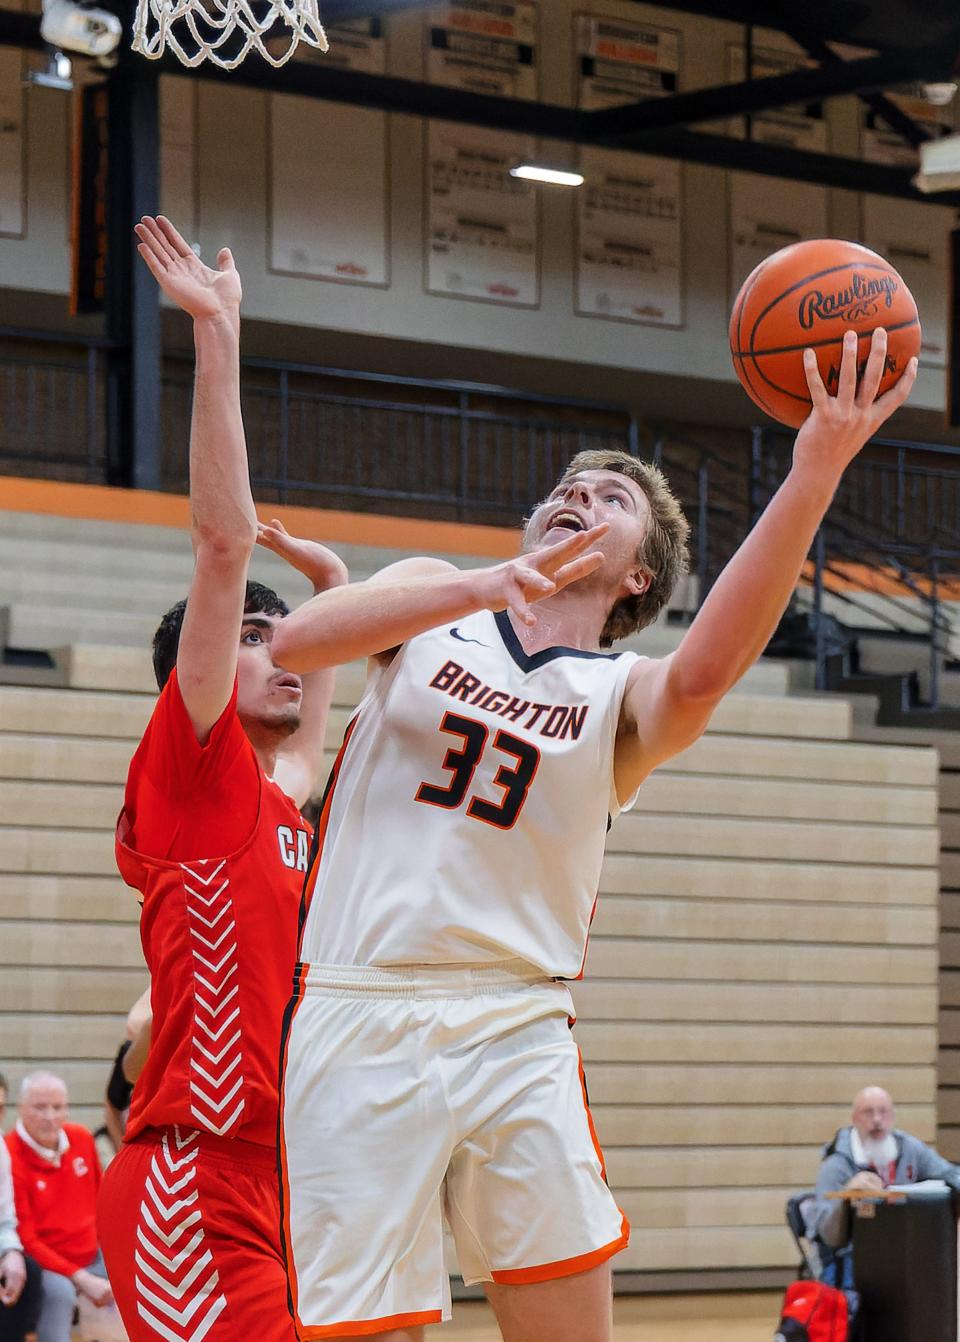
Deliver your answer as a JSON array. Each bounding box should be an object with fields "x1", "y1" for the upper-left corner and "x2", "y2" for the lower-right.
[
  {"x1": 4, "y1": 1072, "x2": 117, "y2": 1342},
  {"x1": 807, "y1": 1086, "x2": 960, "y2": 1308}
]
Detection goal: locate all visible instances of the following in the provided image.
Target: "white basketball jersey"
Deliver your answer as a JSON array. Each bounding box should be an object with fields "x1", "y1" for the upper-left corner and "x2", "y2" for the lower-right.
[{"x1": 299, "y1": 609, "x2": 642, "y2": 978}]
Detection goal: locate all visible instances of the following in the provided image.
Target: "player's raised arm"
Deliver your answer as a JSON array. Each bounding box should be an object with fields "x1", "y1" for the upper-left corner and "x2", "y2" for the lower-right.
[
  {"x1": 135, "y1": 215, "x2": 254, "y2": 742},
  {"x1": 268, "y1": 526, "x2": 609, "y2": 672},
  {"x1": 255, "y1": 519, "x2": 348, "y2": 804},
  {"x1": 614, "y1": 328, "x2": 918, "y2": 797}
]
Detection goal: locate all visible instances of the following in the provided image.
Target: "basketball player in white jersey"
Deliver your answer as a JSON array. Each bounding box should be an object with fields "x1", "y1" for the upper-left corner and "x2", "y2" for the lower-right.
[{"x1": 264, "y1": 327, "x2": 916, "y2": 1342}]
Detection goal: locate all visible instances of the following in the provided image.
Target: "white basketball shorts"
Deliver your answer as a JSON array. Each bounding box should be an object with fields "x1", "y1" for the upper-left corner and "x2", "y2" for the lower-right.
[{"x1": 279, "y1": 961, "x2": 628, "y2": 1338}]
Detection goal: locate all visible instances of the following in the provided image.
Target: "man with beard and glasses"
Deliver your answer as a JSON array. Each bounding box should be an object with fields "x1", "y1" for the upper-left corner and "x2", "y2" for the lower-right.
[
  {"x1": 97, "y1": 216, "x2": 346, "y2": 1342},
  {"x1": 808, "y1": 1086, "x2": 960, "y2": 1308}
]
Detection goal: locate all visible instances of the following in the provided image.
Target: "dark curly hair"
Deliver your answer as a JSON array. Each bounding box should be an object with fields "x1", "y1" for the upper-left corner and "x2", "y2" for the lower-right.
[
  {"x1": 557, "y1": 450, "x2": 690, "y2": 647},
  {"x1": 151, "y1": 581, "x2": 290, "y2": 690}
]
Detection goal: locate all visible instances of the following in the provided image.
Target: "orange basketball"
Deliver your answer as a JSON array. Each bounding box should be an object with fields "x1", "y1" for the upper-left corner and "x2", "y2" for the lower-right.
[{"x1": 729, "y1": 239, "x2": 921, "y2": 429}]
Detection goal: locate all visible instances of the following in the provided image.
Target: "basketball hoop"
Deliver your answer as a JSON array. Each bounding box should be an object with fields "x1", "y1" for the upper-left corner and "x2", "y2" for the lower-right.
[{"x1": 132, "y1": 0, "x2": 328, "y2": 68}]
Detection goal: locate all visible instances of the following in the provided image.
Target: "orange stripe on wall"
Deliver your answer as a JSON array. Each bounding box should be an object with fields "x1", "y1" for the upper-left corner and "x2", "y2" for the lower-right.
[{"x1": 0, "y1": 476, "x2": 518, "y2": 559}]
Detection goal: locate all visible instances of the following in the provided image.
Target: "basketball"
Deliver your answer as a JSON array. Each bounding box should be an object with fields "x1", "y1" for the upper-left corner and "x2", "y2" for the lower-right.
[{"x1": 729, "y1": 239, "x2": 921, "y2": 429}]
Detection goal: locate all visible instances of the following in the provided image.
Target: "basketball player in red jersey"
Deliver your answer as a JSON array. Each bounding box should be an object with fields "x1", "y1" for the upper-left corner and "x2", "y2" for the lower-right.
[
  {"x1": 97, "y1": 215, "x2": 346, "y2": 1342},
  {"x1": 268, "y1": 327, "x2": 917, "y2": 1342}
]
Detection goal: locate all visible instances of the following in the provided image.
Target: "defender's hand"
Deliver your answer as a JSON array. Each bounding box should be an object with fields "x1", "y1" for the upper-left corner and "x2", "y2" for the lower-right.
[
  {"x1": 793, "y1": 327, "x2": 917, "y2": 484},
  {"x1": 134, "y1": 215, "x2": 242, "y2": 323},
  {"x1": 472, "y1": 524, "x2": 608, "y2": 627},
  {"x1": 257, "y1": 519, "x2": 348, "y2": 594}
]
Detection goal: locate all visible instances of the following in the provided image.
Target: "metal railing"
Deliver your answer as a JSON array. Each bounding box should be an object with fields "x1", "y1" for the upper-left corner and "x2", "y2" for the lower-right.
[
  {"x1": 654, "y1": 426, "x2": 960, "y2": 712},
  {"x1": 0, "y1": 329, "x2": 637, "y2": 525},
  {"x1": 0, "y1": 330, "x2": 111, "y2": 483},
  {"x1": 751, "y1": 428, "x2": 960, "y2": 709},
  {"x1": 160, "y1": 355, "x2": 637, "y2": 525},
  {"x1": 4, "y1": 326, "x2": 960, "y2": 711}
]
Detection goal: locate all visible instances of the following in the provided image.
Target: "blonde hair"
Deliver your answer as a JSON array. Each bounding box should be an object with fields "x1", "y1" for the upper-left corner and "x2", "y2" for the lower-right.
[{"x1": 558, "y1": 450, "x2": 690, "y2": 646}]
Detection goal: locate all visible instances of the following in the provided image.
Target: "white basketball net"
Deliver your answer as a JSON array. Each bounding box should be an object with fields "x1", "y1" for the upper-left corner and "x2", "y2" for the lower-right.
[{"x1": 132, "y1": 0, "x2": 328, "y2": 68}]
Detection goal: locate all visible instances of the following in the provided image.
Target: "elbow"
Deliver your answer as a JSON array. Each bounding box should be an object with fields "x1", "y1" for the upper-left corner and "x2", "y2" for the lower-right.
[
  {"x1": 192, "y1": 519, "x2": 257, "y2": 563},
  {"x1": 666, "y1": 660, "x2": 729, "y2": 707},
  {"x1": 271, "y1": 620, "x2": 331, "y2": 674}
]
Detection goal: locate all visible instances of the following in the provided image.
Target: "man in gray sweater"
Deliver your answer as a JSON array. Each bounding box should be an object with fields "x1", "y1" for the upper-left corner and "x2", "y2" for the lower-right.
[
  {"x1": 0, "y1": 1074, "x2": 40, "y2": 1342},
  {"x1": 807, "y1": 1086, "x2": 960, "y2": 1306}
]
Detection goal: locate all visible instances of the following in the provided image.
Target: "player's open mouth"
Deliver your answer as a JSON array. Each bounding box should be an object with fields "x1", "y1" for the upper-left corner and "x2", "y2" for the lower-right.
[
  {"x1": 547, "y1": 509, "x2": 587, "y2": 533},
  {"x1": 274, "y1": 674, "x2": 302, "y2": 693}
]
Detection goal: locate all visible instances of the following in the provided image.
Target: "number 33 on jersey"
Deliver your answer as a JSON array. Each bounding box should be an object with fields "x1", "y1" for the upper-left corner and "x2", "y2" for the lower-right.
[{"x1": 298, "y1": 609, "x2": 643, "y2": 979}]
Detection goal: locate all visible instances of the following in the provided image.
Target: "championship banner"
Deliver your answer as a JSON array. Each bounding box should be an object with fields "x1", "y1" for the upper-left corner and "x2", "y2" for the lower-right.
[
  {"x1": 70, "y1": 83, "x2": 110, "y2": 316},
  {"x1": 575, "y1": 12, "x2": 680, "y2": 111},
  {"x1": 426, "y1": 121, "x2": 539, "y2": 308},
  {"x1": 827, "y1": 39, "x2": 959, "y2": 167},
  {"x1": 862, "y1": 195, "x2": 951, "y2": 366},
  {"x1": 269, "y1": 95, "x2": 389, "y2": 287},
  {"x1": 286, "y1": 15, "x2": 386, "y2": 71},
  {"x1": 862, "y1": 90, "x2": 955, "y2": 168},
  {"x1": 425, "y1": 1, "x2": 538, "y2": 100},
  {"x1": 160, "y1": 78, "x2": 198, "y2": 242},
  {"x1": 0, "y1": 48, "x2": 26, "y2": 238},
  {"x1": 576, "y1": 147, "x2": 682, "y2": 327},
  {"x1": 729, "y1": 174, "x2": 829, "y2": 300},
  {"x1": 726, "y1": 31, "x2": 828, "y2": 151}
]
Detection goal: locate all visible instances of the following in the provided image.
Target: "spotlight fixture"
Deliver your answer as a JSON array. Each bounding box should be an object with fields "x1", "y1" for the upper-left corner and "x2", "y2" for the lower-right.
[
  {"x1": 509, "y1": 165, "x2": 584, "y2": 187},
  {"x1": 40, "y1": 0, "x2": 122, "y2": 60},
  {"x1": 26, "y1": 46, "x2": 73, "y2": 89}
]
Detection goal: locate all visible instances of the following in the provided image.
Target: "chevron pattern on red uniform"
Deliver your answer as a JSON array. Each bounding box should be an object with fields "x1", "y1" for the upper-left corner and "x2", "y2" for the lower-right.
[
  {"x1": 134, "y1": 1128, "x2": 227, "y2": 1342},
  {"x1": 182, "y1": 860, "x2": 245, "y2": 1137}
]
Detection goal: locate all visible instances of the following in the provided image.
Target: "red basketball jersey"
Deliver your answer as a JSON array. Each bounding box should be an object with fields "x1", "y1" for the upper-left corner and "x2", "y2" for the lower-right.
[{"x1": 117, "y1": 669, "x2": 312, "y2": 1148}]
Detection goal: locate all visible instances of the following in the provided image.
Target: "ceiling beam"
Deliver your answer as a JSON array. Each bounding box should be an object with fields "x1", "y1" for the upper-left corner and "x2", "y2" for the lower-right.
[
  {"x1": 762, "y1": 9, "x2": 932, "y2": 150},
  {"x1": 584, "y1": 44, "x2": 954, "y2": 143},
  {"x1": 619, "y1": 0, "x2": 899, "y2": 50},
  {"x1": 605, "y1": 125, "x2": 959, "y2": 202},
  {"x1": 1, "y1": 7, "x2": 42, "y2": 49},
  {"x1": 0, "y1": 8, "x2": 956, "y2": 204},
  {"x1": 320, "y1": 0, "x2": 426, "y2": 21}
]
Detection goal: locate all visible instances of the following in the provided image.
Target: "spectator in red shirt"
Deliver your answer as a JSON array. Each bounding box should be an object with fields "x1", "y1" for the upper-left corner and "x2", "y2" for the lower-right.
[{"x1": 5, "y1": 1073, "x2": 115, "y2": 1342}]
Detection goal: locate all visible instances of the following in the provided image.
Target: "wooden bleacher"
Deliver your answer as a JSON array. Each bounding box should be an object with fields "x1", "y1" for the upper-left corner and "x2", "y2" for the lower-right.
[{"x1": 0, "y1": 507, "x2": 942, "y2": 1285}]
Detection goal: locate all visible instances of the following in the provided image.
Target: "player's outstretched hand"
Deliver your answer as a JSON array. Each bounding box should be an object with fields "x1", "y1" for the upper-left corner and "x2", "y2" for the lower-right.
[
  {"x1": 794, "y1": 327, "x2": 917, "y2": 480},
  {"x1": 257, "y1": 518, "x2": 348, "y2": 594},
  {"x1": 475, "y1": 523, "x2": 608, "y2": 627},
  {"x1": 134, "y1": 215, "x2": 242, "y2": 322}
]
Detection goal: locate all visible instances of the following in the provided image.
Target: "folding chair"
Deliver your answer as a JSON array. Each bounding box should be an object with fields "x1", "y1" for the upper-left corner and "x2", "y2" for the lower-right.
[{"x1": 786, "y1": 1188, "x2": 823, "y2": 1280}]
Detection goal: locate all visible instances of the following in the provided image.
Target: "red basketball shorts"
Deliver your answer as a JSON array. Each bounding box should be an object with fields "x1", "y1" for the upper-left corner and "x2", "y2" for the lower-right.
[{"x1": 98, "y1": 1126, "x2": 295, "y2": 1342}]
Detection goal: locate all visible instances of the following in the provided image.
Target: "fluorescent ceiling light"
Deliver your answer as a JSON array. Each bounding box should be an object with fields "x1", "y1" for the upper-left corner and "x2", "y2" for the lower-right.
[{"x1": 510, "y1": 165, "x2": 584, "y2": 187}]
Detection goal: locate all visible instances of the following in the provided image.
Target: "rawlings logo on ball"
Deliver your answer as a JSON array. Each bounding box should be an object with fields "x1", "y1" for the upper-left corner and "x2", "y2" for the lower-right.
[{"x1": 797, "y1": 272, "x2": 898, "y2": 329}]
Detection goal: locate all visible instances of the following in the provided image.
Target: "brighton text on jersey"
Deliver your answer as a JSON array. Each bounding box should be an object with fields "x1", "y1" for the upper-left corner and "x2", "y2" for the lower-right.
[{"x1": 429, "y1": 658, "x2": 589, "y2": 740}]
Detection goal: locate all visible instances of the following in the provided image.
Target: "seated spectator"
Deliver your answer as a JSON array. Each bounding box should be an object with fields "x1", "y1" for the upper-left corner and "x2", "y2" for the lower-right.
[
  {"x1": 807, "y1": 1085, "x2": 960, "y2": 1307},
  {"x1": 5, "y1": 1072, "x2": 123, "y2": 1342},
  {"x1": 0, "y1": 1073, "x2": 41, "y2": 1342}
]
